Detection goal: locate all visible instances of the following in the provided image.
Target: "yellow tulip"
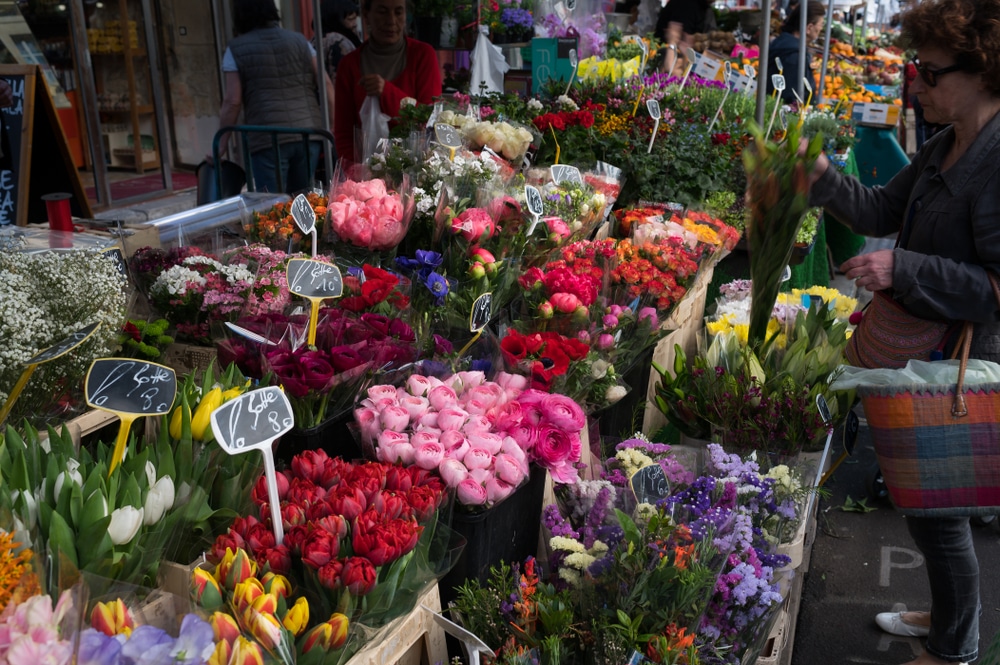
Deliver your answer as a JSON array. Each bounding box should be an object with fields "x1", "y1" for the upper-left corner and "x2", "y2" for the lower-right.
[
  {"x1": 191, "y1": 386, "x2": 223, "y2": 441},
  {"x1": 282, "y1": 597, "x2": 309, "y2": 636}
]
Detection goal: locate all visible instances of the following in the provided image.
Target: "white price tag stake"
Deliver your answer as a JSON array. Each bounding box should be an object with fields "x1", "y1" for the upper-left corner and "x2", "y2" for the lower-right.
[
  {"x1": 525, "y1": 185, "x2": 543, "y2": 236},
  {"x1": 767, "y1": 76, "x2": 786, "y2": 138},
  {"x1": 290, "y1": 194, "x2": 318, "y2": 257},
  {"x1": 707, "y1": 62, "x2": 733, "y2": 133},
  {"x1": 646, "y1": 99, "x2": 661, "y2": 154},
  {"x1": 564, "y1": 49, "x2": 578, "y2": 97}
]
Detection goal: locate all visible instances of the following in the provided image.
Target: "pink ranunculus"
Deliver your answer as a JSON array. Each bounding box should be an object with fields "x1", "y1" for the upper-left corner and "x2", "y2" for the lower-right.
[
  {"x1": 463, "y1": 414, "x2": 493, "y2": 434},
  {"x1": 414, "y1": 442, "x2": 446, "y2": 470},
  {"x1": 380, "y1": 405, "x2": 411, "y2": 433},
  {"x1": 399, "y1": 395, "x2": 431, "y2": 420},
  {"x1": 439, "y1": 429, "x2": 467, "y2": 450},
  {"x1": 456, "y1": 371, "x2": 487, "y2": 391},
  {"x1": 354, "y1": 407, "x2": 379, "y2": 444},
  {"x1": 463, "y1": 398, "x2": 489, "y2": 416},
  {"x1": 494, "y1": 372, "x2": 528, "y2": 396},
  {"x1": 506, "y1": 423, "x2": 539, "y2": 455},
  {"x1": 439, "y1": 459, "x2": 469, "y2": 488},
  {"x1": 467, "y1": 432, "x2": 504, "y2": 455},
  {"x1": 501, "y1": 435, "x2": 529, "y2": 466},
  {"x1": 549, "y1": 460, "x2": 580, "y2": 484},
  {"x1": 445, "y1": 439, "x2": 470, "y2": 461},
  {"x1": 367, "y1": 384, "x2": 398, "y2": 403},
  {"x1": 416, "y1": 411, "x2": 440, "y2": 429},
  {"x1": 410, "y1": 430, "x2": 440, "y2": 449},
  {"x1": 540, "y1": 394, "x2": 586, "y2": 431},
  {"x1": 550, "y1": 292, "x2": 584, "y2": 314},
  {"x1": 406, "y1": 374, "x2": 435, "y2": 397},
  {"x1": 485, "y1": 478, "x2": 515, "y2": 504},
  {"x1": 464, "y1": 383, "x2": 504, "y2": 412},
  {"x1": 377, "y1": 429, "x2": 409, "y2": 449},
  {"x1": 437, "y1": 407, "x2": 469, "y2": 432},
  {"x1": 456, "y1": 479, "x2": 488, "y2": 506},
  {"x1": 494, "y1": 453, "x2": 526, "y2": 486},
  {"x1": 518, "y1": 400, "x2": 545, "y2": 427},
  {"x1": 467, "y1": 468, "x2": 491, "y2": 484},
  {"x1": 490, "y1": 401, "x2": 523, "y2": 431},
  {"x1": 534, "y1": 426, "x2": 578, "y2": 468},
  {"x1": 463, "y1": 447, "x2": 494, "y2": 471},
  {"x1": 544, "y1": 217, "x2": 572, "y2": 239},
  {"x1": 428, "y1": 384, "x2": 458, "y2": 411}
]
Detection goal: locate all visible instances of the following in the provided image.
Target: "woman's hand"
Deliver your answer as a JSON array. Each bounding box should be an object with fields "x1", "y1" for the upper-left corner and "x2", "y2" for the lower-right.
[
  {"x1": 841, "y1": 249, "x2": 895, "y2": 292},
  {"x1": 360, "y1": 74, "x2": 385, "y2": 97}
]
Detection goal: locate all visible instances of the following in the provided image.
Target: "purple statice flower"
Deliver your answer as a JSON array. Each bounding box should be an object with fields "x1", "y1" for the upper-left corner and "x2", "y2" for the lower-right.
[
  {"x1": 581, "y1": 486, "x2": 613, "y2": 549},
  {"x1": 602, "y1": 467, "x2": 629, "y2": 488},
  {"x1": 615, "y1": 438, "x2": 673, "y2": 455},
  {"x1": 718, "y1": 279, "x2": 753, "y2": 300},
  {"x1": 543, "y1": 504, "x2": 580, "y2": 539},
  {"x1": 660, "y1": 457, "x2": 695, "y2": 486},
  {"x1": 500, "y1": 8, "x2": 533, "y2": 31},
  {"x1": 588, "y1": 554, "x2": 614, "y2": 577}
]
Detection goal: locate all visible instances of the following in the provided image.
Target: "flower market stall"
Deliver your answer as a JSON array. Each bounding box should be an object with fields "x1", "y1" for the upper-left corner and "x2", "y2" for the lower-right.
[{"x1": 0, "y1": 15, "x2": 887, "y2": 664}]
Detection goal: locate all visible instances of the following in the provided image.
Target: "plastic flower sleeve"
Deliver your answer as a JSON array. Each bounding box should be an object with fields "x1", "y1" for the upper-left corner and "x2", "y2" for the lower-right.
[{"x1": 584, "y1": 161, "x2": 624, "y2": 222}]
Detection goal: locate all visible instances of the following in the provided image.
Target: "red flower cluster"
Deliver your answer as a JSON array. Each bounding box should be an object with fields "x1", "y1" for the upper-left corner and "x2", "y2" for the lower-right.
[
  {"x1": 612, "y1": 238, "x2": 700, "y2": 311},
  {"x1": 532, "y1": 108, "x2": 596, "y2": 133},
  {"x1": 210, "y1": 450, "x2": 446, "y2": 596},
  {"x1": 500, "y1": 329, "x2": 590, "y2": 390},
  {"x1": 339, "y1": 264, "x2": 409, "y2": 312}
]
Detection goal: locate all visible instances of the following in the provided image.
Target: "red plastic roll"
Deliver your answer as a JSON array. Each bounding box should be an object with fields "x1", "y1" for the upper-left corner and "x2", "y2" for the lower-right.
[{"x1": 42, "y1": 192, "x2": 74, "y2": 232}]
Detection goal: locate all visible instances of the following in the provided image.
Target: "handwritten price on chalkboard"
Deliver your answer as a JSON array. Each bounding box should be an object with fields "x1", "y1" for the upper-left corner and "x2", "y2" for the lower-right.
[
  {"x1": 215, "y1": 386, "x2": 294, "y2": 453},
  {"x1": 86, "y1": 359, "x2": 176, "y2": 415},
  {"x1": 287, "y1": 258, "x2": 343, "y2": 299}
]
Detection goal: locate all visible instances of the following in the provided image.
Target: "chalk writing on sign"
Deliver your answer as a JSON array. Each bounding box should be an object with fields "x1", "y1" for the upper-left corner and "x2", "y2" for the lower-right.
[
  {"x1": 213, "y1": 386, "x2": 294, "y2": 454},
  {"x1": 0, "y1": 76, "x2": 26, "y2": 226},
  {"x1": 85, "y1": 359, "x2": 176, "y2": 415},
  {"x1": 290, "y1": 194, "x2": 316, "y2": 234},
  {"x1": 630, "y1": 464, "x2": 670, "y2": 504},
  {"x1": 287, "y1": 258, "x2": 344, "y2": 299}
]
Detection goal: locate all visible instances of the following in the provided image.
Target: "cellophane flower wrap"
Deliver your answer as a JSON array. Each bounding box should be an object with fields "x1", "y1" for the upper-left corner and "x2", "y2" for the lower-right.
[
  {"x1": 217, "y1": 302, "x2": 420, "y2": 429},
  {"x1": 356, "y1": 371, "x2": 587, "y2": 492},
  {"x1": 209, "y1": 450, "x2": 457, "y2": 636},
  {"x1": 325, "y1": 162, "x2": 415, "y2": 262},
  {"x1": 243, "y1": 192, "x2": 328, "y2": 252},
  {"x1": 0, "y1": 246, "x2": 125, "y2": 427}
]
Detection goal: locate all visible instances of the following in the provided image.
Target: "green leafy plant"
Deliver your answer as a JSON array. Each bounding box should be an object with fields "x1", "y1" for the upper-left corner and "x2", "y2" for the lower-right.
[{"x1": 117, "y1": 318, "x2": 173, "y2": 360}]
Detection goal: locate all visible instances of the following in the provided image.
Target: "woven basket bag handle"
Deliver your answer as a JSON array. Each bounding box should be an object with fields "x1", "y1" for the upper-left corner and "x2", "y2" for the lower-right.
[{"x1": 952, "y1": 270, "x2": 1000, "y2": 417}]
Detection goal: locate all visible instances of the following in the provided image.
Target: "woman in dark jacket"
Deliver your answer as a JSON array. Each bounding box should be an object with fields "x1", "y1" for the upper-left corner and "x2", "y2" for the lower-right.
[
  {"x1": 810, "y1": 1, "x2": 1000, "y2": 662},
  {"x1": 765, "y1": 1, "x2": 826, "y2": 104}
]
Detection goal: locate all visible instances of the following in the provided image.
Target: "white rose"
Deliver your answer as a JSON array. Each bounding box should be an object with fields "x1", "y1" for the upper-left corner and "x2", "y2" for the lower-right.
[{"x1": 605, "y1": 385, "x2": 628, "y2": 404}]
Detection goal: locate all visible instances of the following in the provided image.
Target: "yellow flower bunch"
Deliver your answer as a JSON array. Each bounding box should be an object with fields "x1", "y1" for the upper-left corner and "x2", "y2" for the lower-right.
[
  {"x1": 682, "y1": 217, "x2": 722, "y2": 246},
  {"x1": 791, "y1": 286, "x2": 858, "y2": 320},
  {"x1": 595, "y1": 111, "x2": 631, "y2": 136},
  {"x1": 706, "y1": 315, "x2": 788, "y2": 349}
]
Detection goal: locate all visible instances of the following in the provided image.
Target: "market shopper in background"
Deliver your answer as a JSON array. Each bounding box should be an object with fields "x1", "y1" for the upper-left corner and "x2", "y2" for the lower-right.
[
  {"x1": 765, "y1": 0, "x2": 826, "y2": 104},
  {"x1": 808, "y1": 0, "x2": 1000, "y2": 662},
  {"x1": 217, "y1": 0, "x2": 335, "y2": 194},
  {"x1": 321, "y1": 0, "x2": 362, "y2": 83},
  {"x1": 333, "y1": 0, "x2": 443, "y2": 163}
]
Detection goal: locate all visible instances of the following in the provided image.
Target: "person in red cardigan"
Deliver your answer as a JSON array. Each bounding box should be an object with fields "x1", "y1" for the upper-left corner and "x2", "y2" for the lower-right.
[{"x1": 334, "y1": 0, "x2": 442, "y2": 163}]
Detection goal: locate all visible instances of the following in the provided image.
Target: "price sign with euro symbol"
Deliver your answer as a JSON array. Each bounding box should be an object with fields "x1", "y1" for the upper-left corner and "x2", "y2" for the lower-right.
[{"x1": 286, "y1": 258, "x2": 344, "y2": 346}]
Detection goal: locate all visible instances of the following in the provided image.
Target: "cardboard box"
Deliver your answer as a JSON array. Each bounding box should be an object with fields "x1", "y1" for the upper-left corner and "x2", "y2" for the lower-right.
[{"x1": 851, "y1": 103, "x2": 901, "y2": 128}]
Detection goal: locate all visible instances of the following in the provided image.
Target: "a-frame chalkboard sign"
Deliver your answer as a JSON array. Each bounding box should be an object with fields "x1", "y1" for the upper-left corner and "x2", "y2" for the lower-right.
[{"x1": 0, "y1": 65, "x2": 92, "y2": 227}]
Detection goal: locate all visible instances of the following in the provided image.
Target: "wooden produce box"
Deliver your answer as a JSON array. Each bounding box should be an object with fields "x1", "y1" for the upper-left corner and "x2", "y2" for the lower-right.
[
  {"x1": 160, "y1": 343, "x2": 218, "y2": 377},
  {"x1": 345, "y1": 584, "x2": 447, "y2": 665}
]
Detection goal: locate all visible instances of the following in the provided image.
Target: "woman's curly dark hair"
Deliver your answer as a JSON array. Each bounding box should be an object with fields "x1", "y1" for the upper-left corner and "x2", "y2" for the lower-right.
[{"x1": 902, "y1": 0, "x2": 1000, "y2": 95}]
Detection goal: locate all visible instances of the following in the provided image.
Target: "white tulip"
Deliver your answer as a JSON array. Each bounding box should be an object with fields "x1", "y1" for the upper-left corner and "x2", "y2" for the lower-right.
[
  {"x1": 145, "y1": 461, "x2": 157, "y2": 487},
  {"x1": 143, "y1": 477, "x2": 175, "y2": 525},
  {"x1": 108, "y1": 506, "x2": 144, "y2": 545},
  {"x1": 88, "y1": 490, "x2": 108, "y2": 518},
  {"x1": 174, "y1": 481, "x2": 193, "y2": 509},
  {"x1": 54, "y1": 459, "x2": 83, "y2": 498},
  {"x1": 11, "y1": 490, "x2": 38, "y2": 528}
]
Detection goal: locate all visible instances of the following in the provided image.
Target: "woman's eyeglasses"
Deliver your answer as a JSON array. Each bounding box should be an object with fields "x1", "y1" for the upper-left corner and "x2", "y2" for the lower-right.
[{"x1": 913, "y1": 59, "x2": 962, "y2": 87}]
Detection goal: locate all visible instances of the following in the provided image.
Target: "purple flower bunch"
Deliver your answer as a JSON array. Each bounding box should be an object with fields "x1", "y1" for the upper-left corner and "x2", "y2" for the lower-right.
[
  {"x1": 78, "y1": 615, "x2": 215, "y2": 665},
  {"x1": 500, "y1": 8, "x2": 533, "y2": 31}
]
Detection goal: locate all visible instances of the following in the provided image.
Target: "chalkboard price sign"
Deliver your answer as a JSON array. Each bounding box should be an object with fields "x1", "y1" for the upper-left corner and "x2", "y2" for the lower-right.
[
  {"x1": 525, "y1": 185, "x2": 543, "y2": 215},
  {"x1": 287, "y1": 258, "x2": 343, "y2": 299},
  {"x1": 630, "y1": 464, "x2": 670, "y2": 505},
  {"x1": 27, "y1": 322, "x2": 101, "y2": 366},
  {"x1": 434, "y1": 123, "x2": 462, "y2": 149},
  {"x1": 470, "y1": 292, "x2": 493, "y2": 333},
  {"x1": 816, "y1": 394, "x2": 832, "y2": 425},
  {"x1": 102, "y1": 247, "x2": 129, "y2": 281},
  {"x1": 211, "y1": 386, "x2": 294, "y2": 455},
  {"x1": 290, "y1": 194, "x2": 316, "y2": 235},
  {"x1": 550, "y1": 164, "x2": 583, "y2": 186},
  {"x1": 646, "y1": 99, "x2": 661, "y2": 120},
  {"x1": 85, "y1": 359, "x2": 177, "y2": 416}
]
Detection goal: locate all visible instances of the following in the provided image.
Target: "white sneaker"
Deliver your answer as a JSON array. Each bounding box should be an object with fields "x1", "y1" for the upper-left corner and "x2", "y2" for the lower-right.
[{"x1": 875, "y1": 611, "x2": 931, "y2": 637}]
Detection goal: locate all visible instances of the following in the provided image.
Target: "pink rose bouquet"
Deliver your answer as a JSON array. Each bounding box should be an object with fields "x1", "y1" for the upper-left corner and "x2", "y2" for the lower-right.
[
  {"x1": 327, "y1": 174, "x2": 415, "y2": 254},
  {"x1": 355, "y1": 371, "x2": 587, "y2": 506}
]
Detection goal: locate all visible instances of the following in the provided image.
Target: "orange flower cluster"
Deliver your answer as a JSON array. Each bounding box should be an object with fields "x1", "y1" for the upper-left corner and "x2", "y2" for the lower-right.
[
  {"x1": 681, "y1": 211, "x2": 741, "y2": 251},
  {"x1": 0, "y1": 531, "x2": 38, "y2": 613},
  {"x1": 612, "y1": 238, "x2": 700, "y2": 311},
  {"x1": 646, "y1": 623, "x2": 697, "y2": 664},
  {"x1": 246, "y1": 192, "x2": 328, "y2": 248}
]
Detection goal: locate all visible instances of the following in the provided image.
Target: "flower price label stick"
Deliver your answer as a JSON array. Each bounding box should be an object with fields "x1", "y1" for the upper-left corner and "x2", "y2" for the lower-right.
[
  {"x1": 550, "y1": 164, "x2": 583, "y2": 186},
  {"x1": 802, "y1": 77, "x2": 814, "y2": 114},
  {"x1": 434, "y1": 123, "x2": 462, "y2": 162},
  {"x1": 564, "y1": 49, "x2": 578, "y2": 98},
  {"x1": 290, "y1": 194, "x2": 318, "y2": 258},
  {"x1": 210, "y1": 386, "x2": 293, "y2": 545},
  {"x1": 224, "y1": 322, "x2": 277, "y2": 347},
  {"x1": 423, "y1": 609, "x2": 494, "y2": 665},
  {"x1": 624, "y1": 34, "x2": 649, "y2": 72},
  {"x1": 706, "y1": 61, "x2": 733, "y2": 134},
  {"x1": 524, "y1": 184, "x2": 543, "y2": 235},
  {"x1": 457, "y1": 292, "x2": 493, "y2": 357},
  {"x1": 679, "y1": 47, "x2": 698, "y2": 88},
  {"x1": 646, "y1": 99, "x2": 661, "y2": 154},
  {"x1": 766, "y1": 75, "x2": 786, "y2": 138},
  {"x1": 805, "y1": 394, "x2": 836, "y2": 518},
  {"x1": 630, "y1": 464, "x2": 670, "y2": 505},
  {"x1": 286, "y1": 258, "x2": 344, "y2": 346},
  {"x1": 0, "y1": 322, "x2": 102, "y2": 426},
  {"x1": 84, "y1": 358, "x2": 177, "y2": 476}
]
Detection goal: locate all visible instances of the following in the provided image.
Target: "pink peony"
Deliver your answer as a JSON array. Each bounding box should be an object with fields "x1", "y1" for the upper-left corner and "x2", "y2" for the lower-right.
[
  {"x1": 456, "y1": 479, "x2": 488, "y2": 505},
  {"x1": 467, "y1": 432, "x2": 504, "y2": 455},
  {"x1": 343, "y1": 178, "x2": 388, "y2": 201},
  {"x1": 494, "y1": 453, "x2": 526, "y2": 486},
  {"x1": 410, "y1": 430, "x2": 440, "y2": 449},
  {"x1": 439, "y1": 459, "x2": 469, "y2": 488},
  {"x1": 413, "y1": 442, "x2": 446, "y2": 470},
  {"x1": 544, "y1": 217, "x2": 572, "y2": 239},
  {"x1": 550, "y1": 292, "x2": 584, "y2": 314},
  {"x1": 428, "y1": 384, "x2": 459, "y2": 411},
  {"x1": 485, "y1": 478, "x2": 515, "y2": 504},
  {"x1": 380, "y1": 405, "x2": 411, "y2": 432},
  {"x1": 406, "y1": 374, "x2": 436, "y2": 397},
  {"x1": 540, "y1": 394, "x2": 586, "y2": 431},
  {"x1": 463, "y1": 447, "x2": 494, "y2": 471},
  {"x1": 452, "y1": 207, "x2": 496, "y2": 243},
  {"x1": 367, "y1": 384, "x2": 398, "y2": 403},
  {"x1": 399, "y1": 394, "x2": 431, "y2": 420}
]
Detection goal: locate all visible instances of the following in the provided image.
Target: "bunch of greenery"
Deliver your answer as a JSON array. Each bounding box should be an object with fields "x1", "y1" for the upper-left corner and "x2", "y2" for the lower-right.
[{"x1": 117, "y1": 318, "x2": 173, "y2": 360}]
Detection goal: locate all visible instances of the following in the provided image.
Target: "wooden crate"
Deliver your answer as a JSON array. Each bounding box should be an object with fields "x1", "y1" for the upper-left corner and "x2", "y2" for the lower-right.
[
  {"x1": 161, "y1": 343, "x2": 218, "y2": 377},
  {"x1": 345, "y1": 584, "x2": 447, "y2": 665}
]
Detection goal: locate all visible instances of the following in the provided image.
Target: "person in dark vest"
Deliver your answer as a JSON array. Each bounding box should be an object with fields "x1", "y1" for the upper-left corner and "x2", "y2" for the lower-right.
[
  {"x1": 217, "y1": 0, "x2": 335, "y2": 194},
  {"x1": 333, "y1": 0, "x2": 442, "y2": 163},
  {"x1": 765, "y1": 1, "x2": 826, "y2": 104}
]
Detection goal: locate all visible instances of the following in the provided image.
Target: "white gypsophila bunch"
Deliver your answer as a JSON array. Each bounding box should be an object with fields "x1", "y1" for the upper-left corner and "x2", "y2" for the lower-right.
[{"x1": 0, "y1": 249, "x2": 126, "y2": 423}]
